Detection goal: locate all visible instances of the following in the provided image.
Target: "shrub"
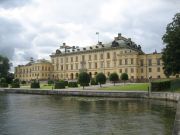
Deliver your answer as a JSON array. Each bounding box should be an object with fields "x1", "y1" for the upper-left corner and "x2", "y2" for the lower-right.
[
  {"x1": 54, "y1": 81, "x2": 65, "y2": 89},
  {"x1": 151, "y1": 80, "x2": 171, "y2": 91},
  {"x1": 21, "y1": 80, "x2": 26, "y2": 84},
  {"x1": 48, "y1": 79, "x2": 54, "y2": 85},
  {"x1": 0, "y1": 77, "x2": 6, "y2": 83},
  {"x1": 13, "y1": 78, "x2": 20, "y2": 83},
  {"x1": 78, "y1": 72, "x2": 90, "y2": 89},
  {"x1": 151, "y1": 79, "x2": 180, "y2": 91},
  {"x1": 120, "y1": 73, "x2": 129, "y2": 83},
  {"x1": 95, "y1": 73, "x2": 106, "y2": 87},
  {"x1": 91, "y1": 78, "x2": 98, "y2": 85},
  {"x1": 31, "y1": 80, "x2": 40, "y2": 88},
  {"x1": 11, "y1": 83, "x2": 20, "y2": 88},
  {"x1": 0, "y1": 83, "x2": 8, "y2": 88},
  {"x1": 109, "y1": 72, "x2": 119, "y2": 86},
  {"x1": 68, "y1": 82, "x2": 78, "y2": 88}
]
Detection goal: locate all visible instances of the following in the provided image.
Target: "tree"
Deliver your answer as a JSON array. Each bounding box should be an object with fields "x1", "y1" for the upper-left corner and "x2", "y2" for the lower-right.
[
  {"x1": 78, "y1": 72, "x2": 90, "y2": 89},
  {"x1": 0, "y1": 55, "x2": 10, "y2": 78},
  {"x1": 162, "y1": 13, "x2": 180, "y2": 76},
  {"x1": 109, "y1": 72, "x2": 119, "y2": 86},
  {"x1": 95, "y1": 73, "x2": 106, "y2": 87},
  {"x1": 120, "y1": 73, "x2": 128, "y2": 84},
  {"x1": 6, "y1": 73, "x2": 14, "y2": 84}
]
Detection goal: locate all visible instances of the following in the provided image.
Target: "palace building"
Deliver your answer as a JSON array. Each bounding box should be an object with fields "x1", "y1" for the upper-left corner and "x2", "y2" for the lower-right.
[
  {"x1": 15, "y1": 33, "x2": 166, "y2": 82},
  {"x1": 15, "y1": 59, "x2": 53, "y2": 81}
]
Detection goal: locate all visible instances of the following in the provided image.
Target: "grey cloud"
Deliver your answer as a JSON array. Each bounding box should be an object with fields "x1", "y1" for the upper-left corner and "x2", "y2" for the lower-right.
[
  {"x1": 0, "y1": 0, "x2": 31, "y2": 8},
  {"x1": 0, "y1": 17, "x2": 33, "y2": 60}
]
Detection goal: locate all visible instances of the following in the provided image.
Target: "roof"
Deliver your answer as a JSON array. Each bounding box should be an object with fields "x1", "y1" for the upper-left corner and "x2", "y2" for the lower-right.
[{"x1": 50, "y1": 33, "x2": 144, "y2": 57}]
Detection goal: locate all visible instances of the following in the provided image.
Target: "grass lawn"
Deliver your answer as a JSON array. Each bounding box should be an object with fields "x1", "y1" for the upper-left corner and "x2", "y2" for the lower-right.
[{"x1": 99, "y1": 83, "x2": 149, "y2": 91}]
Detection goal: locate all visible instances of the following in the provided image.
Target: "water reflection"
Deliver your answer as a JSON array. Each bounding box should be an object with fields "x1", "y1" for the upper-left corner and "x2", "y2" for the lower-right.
[{"x1": 0, "y1": 94, "x2": 176, "y2": 135}]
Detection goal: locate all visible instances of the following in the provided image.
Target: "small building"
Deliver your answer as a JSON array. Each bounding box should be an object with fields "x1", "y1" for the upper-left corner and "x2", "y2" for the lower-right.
[{"x1": 15, "y1": 59, "x2": 53, "y2": 81}]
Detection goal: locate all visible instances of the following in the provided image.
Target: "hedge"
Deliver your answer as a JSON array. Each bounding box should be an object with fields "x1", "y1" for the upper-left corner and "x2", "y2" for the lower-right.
[
  {"x1": 151, "y1": 79, "x2": 180, "y2": 91},
  {"x1": 151, "y1": 80, "x2": 171, "y2": 91},
  {"x1": 54, "y1": 81, "x2": 65, "y2": 89},
  {"x1": 91, "y1": 78, "x2": 98, "y2": 85},
  {"x1": 0, "y1": 83, "x2": 8, "y2": 88},
  {"x1": 68, "y1": 82, "x2": 78, "y2": 88},
  {"x1": 31, "y1": 81, "x2": 40, "y2": 88},
  {"x1": 11, "y1": 83, "x2": 20, "y2": 88}
]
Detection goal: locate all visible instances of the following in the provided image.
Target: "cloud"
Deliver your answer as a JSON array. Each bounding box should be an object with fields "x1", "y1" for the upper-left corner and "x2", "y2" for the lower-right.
[
  {"x1": 0, "y1": 0, "x2": 179, "y2": 71},
  {"x1": 0, "y1": 0, "x2": 31, "y2": 8}
]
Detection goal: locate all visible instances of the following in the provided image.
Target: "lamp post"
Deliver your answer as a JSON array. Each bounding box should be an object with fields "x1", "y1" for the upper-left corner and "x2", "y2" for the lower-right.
[
  {"x1": 148, "y1": 75, "x2": 152, "y2": 97},
  {"x1": 0, "y1": 61, "x2": 3, "y2": 78}
]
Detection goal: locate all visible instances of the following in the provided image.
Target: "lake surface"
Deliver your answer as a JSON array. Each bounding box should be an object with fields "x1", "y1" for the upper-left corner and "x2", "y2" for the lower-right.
[{"x1": 0, "y1": 94, "x2": 176, "y2": 135}]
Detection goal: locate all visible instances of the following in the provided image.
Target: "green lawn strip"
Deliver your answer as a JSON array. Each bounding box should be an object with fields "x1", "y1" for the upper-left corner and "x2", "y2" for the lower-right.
[{"x1": 99, "y1": 83, "x2": 149, "y2": 91}]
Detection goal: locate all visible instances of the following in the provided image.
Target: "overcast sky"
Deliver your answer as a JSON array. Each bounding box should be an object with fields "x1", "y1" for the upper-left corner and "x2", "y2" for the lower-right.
[{"x1": 0, "y1": 0, "x2": 179, "y2": 69}]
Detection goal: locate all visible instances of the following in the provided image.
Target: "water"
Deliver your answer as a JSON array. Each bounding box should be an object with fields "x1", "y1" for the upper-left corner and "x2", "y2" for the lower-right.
[{"x1": 0, "y1": 94, "x2": 176, "y2": 135}]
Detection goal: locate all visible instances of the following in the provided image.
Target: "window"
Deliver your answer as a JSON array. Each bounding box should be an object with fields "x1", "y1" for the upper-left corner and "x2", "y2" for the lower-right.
[
  {"x1": 131, "y1": 68, "x2": 134, "y2": 73},
  {"x1": 100, "y1": 62, "x2": 103, "y2": 68},
  {"x1": 119, "y1": 59, "x2": 122, "y2": 65},
  {"x1": 125, "y1": 68, "x2": 128, "y2": 73},
  {"x1": 113, "y1": 52, "x2": 116, "y2": 59},
  {"x1": 107, "y1": 53, "x2": 110, "y2": 59},
  {"x1": 131, "y1": 58, "x2": 134, "y2": 64},
  {"x1": 140, "y1": 59, "x2": 144, "y2": 66},
  {"x1": 148, "y1": 59, "x2": 152, "y2": 66},
  {"x1": 107, "y1": 61, "x2": 110, "y2": 68},
  {"x1": 66, "y1": 57, "x2": 68, "y2": 63},
  {"x1": 61, "y1": 65, "x2": 63, "y2": 70},
  {"x1": 149, "y1": 68, "x2": 152, "y2": 72},
  {"x1": 89, "y1": 55, "x2": 91, "y2": 61},
  {"x1": 157, "y1": 59, "x2": 161, "y2": 65},
  {"x1": 71, "y1": 64, "x2": 73, "y2": 70},
  {"x1": 76, "y1": 63, "x2": 78, "y2": 70},
  {"x1": 82, "y1": 55, "x2": 85, "y2": 61},
  {"x1": 76, "y1": 56, "x2": 78, "y2": 62},
  {"x1": 141, "y1": 68, "x2": 143, "y2": 73},
  {"x1": 95, "y1": 63, "x2": 97, "y2": 69},
  {"x1": 94, "y1": 54, "x2": 97, "y2": 60},
  {"x1": 157, "y1": 75, "x2": 161, "y2": 79},
  {"x1": 114, "y1": 61, "x2": 116, "y2": 67},
  {"x1": 157, "y1": 67, "x2": 160, "y2": 72},
  {"x1": 71, "y1": 57, "x2": 73, "y2": 62},
  {"x1": 89, "y1": 62, "x2": 91, "y2": 69},
  {"x1": 100, "y1": 54, "x2": 103, "y2": 59},
  {"x1": 119, "y1": 69, "x2": 122, "y2": 73},
  {"x1": 42, "y1": 66, "x2": 44, "y2": 71},
  {"x1": 125, "y1": 59, "x2": 128, "y2": 65}
]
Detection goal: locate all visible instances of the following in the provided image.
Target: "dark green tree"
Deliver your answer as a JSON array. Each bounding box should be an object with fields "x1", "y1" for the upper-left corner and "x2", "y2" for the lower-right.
[
  {"x1": 162, "y1": 13, "x2": 180, "y2": 76},
  {"x1": 0, "y1": 55, "x2": 10, "y2": 78},
  {"x1": 6, "y1": 73, "x2": 14, "y2": 84},
  {"x1": 78, "y1": 72, "x2": 90, "y2": 89},
  {"x1": 95, "y1": 73, "x2": 106, "y2": 87},
  {"x1": 109, "y1": 72, "x2": 119, "y2": 86},
  {"x1": 120, "y1": 73, "x2": 128, "y2": 84}
]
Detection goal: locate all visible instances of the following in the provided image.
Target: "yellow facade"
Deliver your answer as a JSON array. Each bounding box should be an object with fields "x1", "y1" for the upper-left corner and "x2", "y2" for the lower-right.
[
  {"x1": 15, "y1": 59, "x2": 53, "y2": 81},
  {"x1": 15, "y1": 33, "x2": 168, "y2": 82}
]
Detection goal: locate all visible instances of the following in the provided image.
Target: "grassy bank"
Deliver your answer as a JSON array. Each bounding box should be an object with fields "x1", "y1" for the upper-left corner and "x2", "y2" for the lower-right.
[{"x1": 99, "y1": 83, "x2": 149, "y2": 91}]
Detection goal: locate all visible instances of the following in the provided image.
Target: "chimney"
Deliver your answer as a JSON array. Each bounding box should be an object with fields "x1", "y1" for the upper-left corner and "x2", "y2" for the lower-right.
[
  {"x1": 118, "y1": 33, "x2": 121, "y2": 37},
  {"x1": 63, "y1": 43, "x2": 66, "y2": 46},
  {"x1": 98, "y1": 42, "x2": 102, "y2": 45}
]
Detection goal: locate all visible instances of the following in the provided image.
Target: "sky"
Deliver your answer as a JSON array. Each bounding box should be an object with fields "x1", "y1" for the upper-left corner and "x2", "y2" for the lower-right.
[{"x1": 0, "y1": 0, "x2": 179, "y2": 70}]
